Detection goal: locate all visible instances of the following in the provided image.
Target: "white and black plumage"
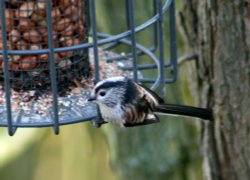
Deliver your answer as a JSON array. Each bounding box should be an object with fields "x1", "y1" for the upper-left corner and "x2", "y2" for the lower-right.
[{"x1": 88, "y1": 76, "x2": 214, "y2": 127}]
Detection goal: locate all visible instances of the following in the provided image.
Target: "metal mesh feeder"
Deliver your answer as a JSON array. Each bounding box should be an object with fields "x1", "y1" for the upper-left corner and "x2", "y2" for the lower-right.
[
  {"x1": 0, "y1": 0, "x2": 89, "y2": 91},
  {"x1": 0, "y1": 0, "x2": 177, "y2": 135}
]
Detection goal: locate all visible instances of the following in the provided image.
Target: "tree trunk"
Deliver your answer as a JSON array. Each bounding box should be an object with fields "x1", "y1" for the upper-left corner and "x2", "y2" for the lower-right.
[{"x1": 179, "y1": 1, "x2": 250, "y2": 180}]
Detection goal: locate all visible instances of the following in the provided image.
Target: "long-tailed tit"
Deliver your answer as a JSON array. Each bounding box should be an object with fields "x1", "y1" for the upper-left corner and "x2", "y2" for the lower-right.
[{"x1": 88, "y1": 77, "x2": 213, "y2": 127}]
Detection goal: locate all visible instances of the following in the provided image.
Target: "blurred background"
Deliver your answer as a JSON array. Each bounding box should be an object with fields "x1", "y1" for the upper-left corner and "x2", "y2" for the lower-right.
[{"x1": 0, "y1": 0, "x2": 203, "y2": 180}]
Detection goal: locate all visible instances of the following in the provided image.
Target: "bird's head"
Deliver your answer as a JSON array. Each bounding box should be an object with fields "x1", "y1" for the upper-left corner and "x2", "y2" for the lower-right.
[{"x1": 88, "y1": 77, "x2": 129, "y2": 107}]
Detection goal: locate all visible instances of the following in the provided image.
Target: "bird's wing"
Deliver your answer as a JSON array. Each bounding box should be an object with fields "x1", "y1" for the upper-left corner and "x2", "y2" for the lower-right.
[{"x1": 135, "y1": 83, "x2": 165, "y2": 106}]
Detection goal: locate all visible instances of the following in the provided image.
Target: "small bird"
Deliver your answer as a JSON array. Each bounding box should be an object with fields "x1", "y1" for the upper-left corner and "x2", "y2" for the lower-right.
[{"x1": 88, "y1": 76, "x2": 213, "y2": 127}]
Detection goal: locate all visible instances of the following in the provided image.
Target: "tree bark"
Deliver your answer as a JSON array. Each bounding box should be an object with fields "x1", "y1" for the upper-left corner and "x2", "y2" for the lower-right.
[{"x1": 179, "y1": 1, "x2": 250, "y2": 180}]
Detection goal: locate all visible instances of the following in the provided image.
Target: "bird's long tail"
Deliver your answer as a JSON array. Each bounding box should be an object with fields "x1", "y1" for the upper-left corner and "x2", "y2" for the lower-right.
[{"x1": 154, "y1": 104, "x2": 214, "y2": 121}]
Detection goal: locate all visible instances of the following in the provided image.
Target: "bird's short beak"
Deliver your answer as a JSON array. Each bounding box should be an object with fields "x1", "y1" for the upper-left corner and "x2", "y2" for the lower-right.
[{"x1": 88, "y1": 96, "x2": 96, "y2": 101}]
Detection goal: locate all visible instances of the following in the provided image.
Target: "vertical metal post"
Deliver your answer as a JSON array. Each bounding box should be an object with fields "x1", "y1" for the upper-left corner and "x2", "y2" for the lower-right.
[
  {"x1": 157, "y1": 0, "x2": 165, "y2": 96},
  {"x1": 151, "y1": 0, "x2": 158, "y2": 52},
  {"x1": 169, "y1": 0, "x2": 177, "y2": 82},
  {"x1": 125, "y1": 0, "x2": 130, "y2": 29},
  {"x1": 0, "y1": 1, "x2": 16, "y2": 136},
  {"x1": 91, "y1": 0, "x2": 100, "y2": 83},
  {"x1": 46, "y1": 0, "x2": 59, "y2": 134},
  {"x1": 127, "y1": 0, "x2": 138, "y2": 82}
]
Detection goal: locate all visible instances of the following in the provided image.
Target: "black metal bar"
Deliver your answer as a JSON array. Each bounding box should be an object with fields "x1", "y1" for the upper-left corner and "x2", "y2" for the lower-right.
[
  {"x1": 105, "y1": 46, "x2": 158, "y2": 62},
  {"x1": 127, "y1": 0, "x2": 138, "y2": 82},
  {"x1": 94, "y1": 32, "x2": 162, "y2": 90},
  {"x1": 0, "y1": 114, "x2": 97, "y2": 128},
  {"x1": 103, "y1": 41, "x2": 121, "y2": 51},
  {"x1": 0, "y1": 1, "x2": 16, "y2": 136},
  {"x1": 169, "y1": 0, "x2": 178, "y2": 82},
  {"x1": 105, "y1": 50, "x2": 144, "y2": 62},
  {"x1": 135, "y1": 78, "x2": 175, "y2": 84},
  {"x1": 157, "y1": 0, "x2": 165, "y2": 96},
  {"x1": 105, "y1": 55, "x2": 128, "y2": 62},
  {"x1": 91, "y1": 0, "x2": 100, "y2": 83},
  {"x1": 119, "y1": 61, "x2": 172, "y2": 70},
  {"x1": 151, "y1": 0, "x2": 158, "y2": 52},
  {"x1": 125, "y1": 0, "x2": 131, "y2": 29},
  {"x1": 46, "y1": 0, "x2": 60, "y2": 134}
]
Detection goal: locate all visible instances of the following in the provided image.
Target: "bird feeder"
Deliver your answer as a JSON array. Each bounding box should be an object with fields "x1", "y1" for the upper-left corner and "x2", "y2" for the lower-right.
[{"x1": 0, "y1": 0, "x2": 177, "y2": 135}]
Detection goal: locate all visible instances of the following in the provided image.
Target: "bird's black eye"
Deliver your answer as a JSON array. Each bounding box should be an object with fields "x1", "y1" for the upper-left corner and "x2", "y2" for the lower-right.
[{"x1": 99, "y1": 91, "x2": 106, "y2": 96}]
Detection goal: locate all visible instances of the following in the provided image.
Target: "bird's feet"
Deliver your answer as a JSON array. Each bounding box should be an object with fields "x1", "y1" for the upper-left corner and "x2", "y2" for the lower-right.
[{"x1": 91, "y1": 104, "x2": 107, "y2": 128}]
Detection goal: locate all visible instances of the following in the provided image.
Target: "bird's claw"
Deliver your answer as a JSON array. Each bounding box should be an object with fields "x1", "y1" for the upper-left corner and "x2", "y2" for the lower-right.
[{"x1": 91, "y1": 103, "x2": 106, "y2": 128}]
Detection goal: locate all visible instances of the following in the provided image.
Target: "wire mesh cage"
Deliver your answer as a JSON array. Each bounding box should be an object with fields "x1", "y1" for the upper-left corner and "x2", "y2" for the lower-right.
[
  {"x1": 0, "y1": 0, "x2": 89, "y2": 91},
  {"x1": 0, "y1": 0, "x2": 177, "y2": 135}
]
